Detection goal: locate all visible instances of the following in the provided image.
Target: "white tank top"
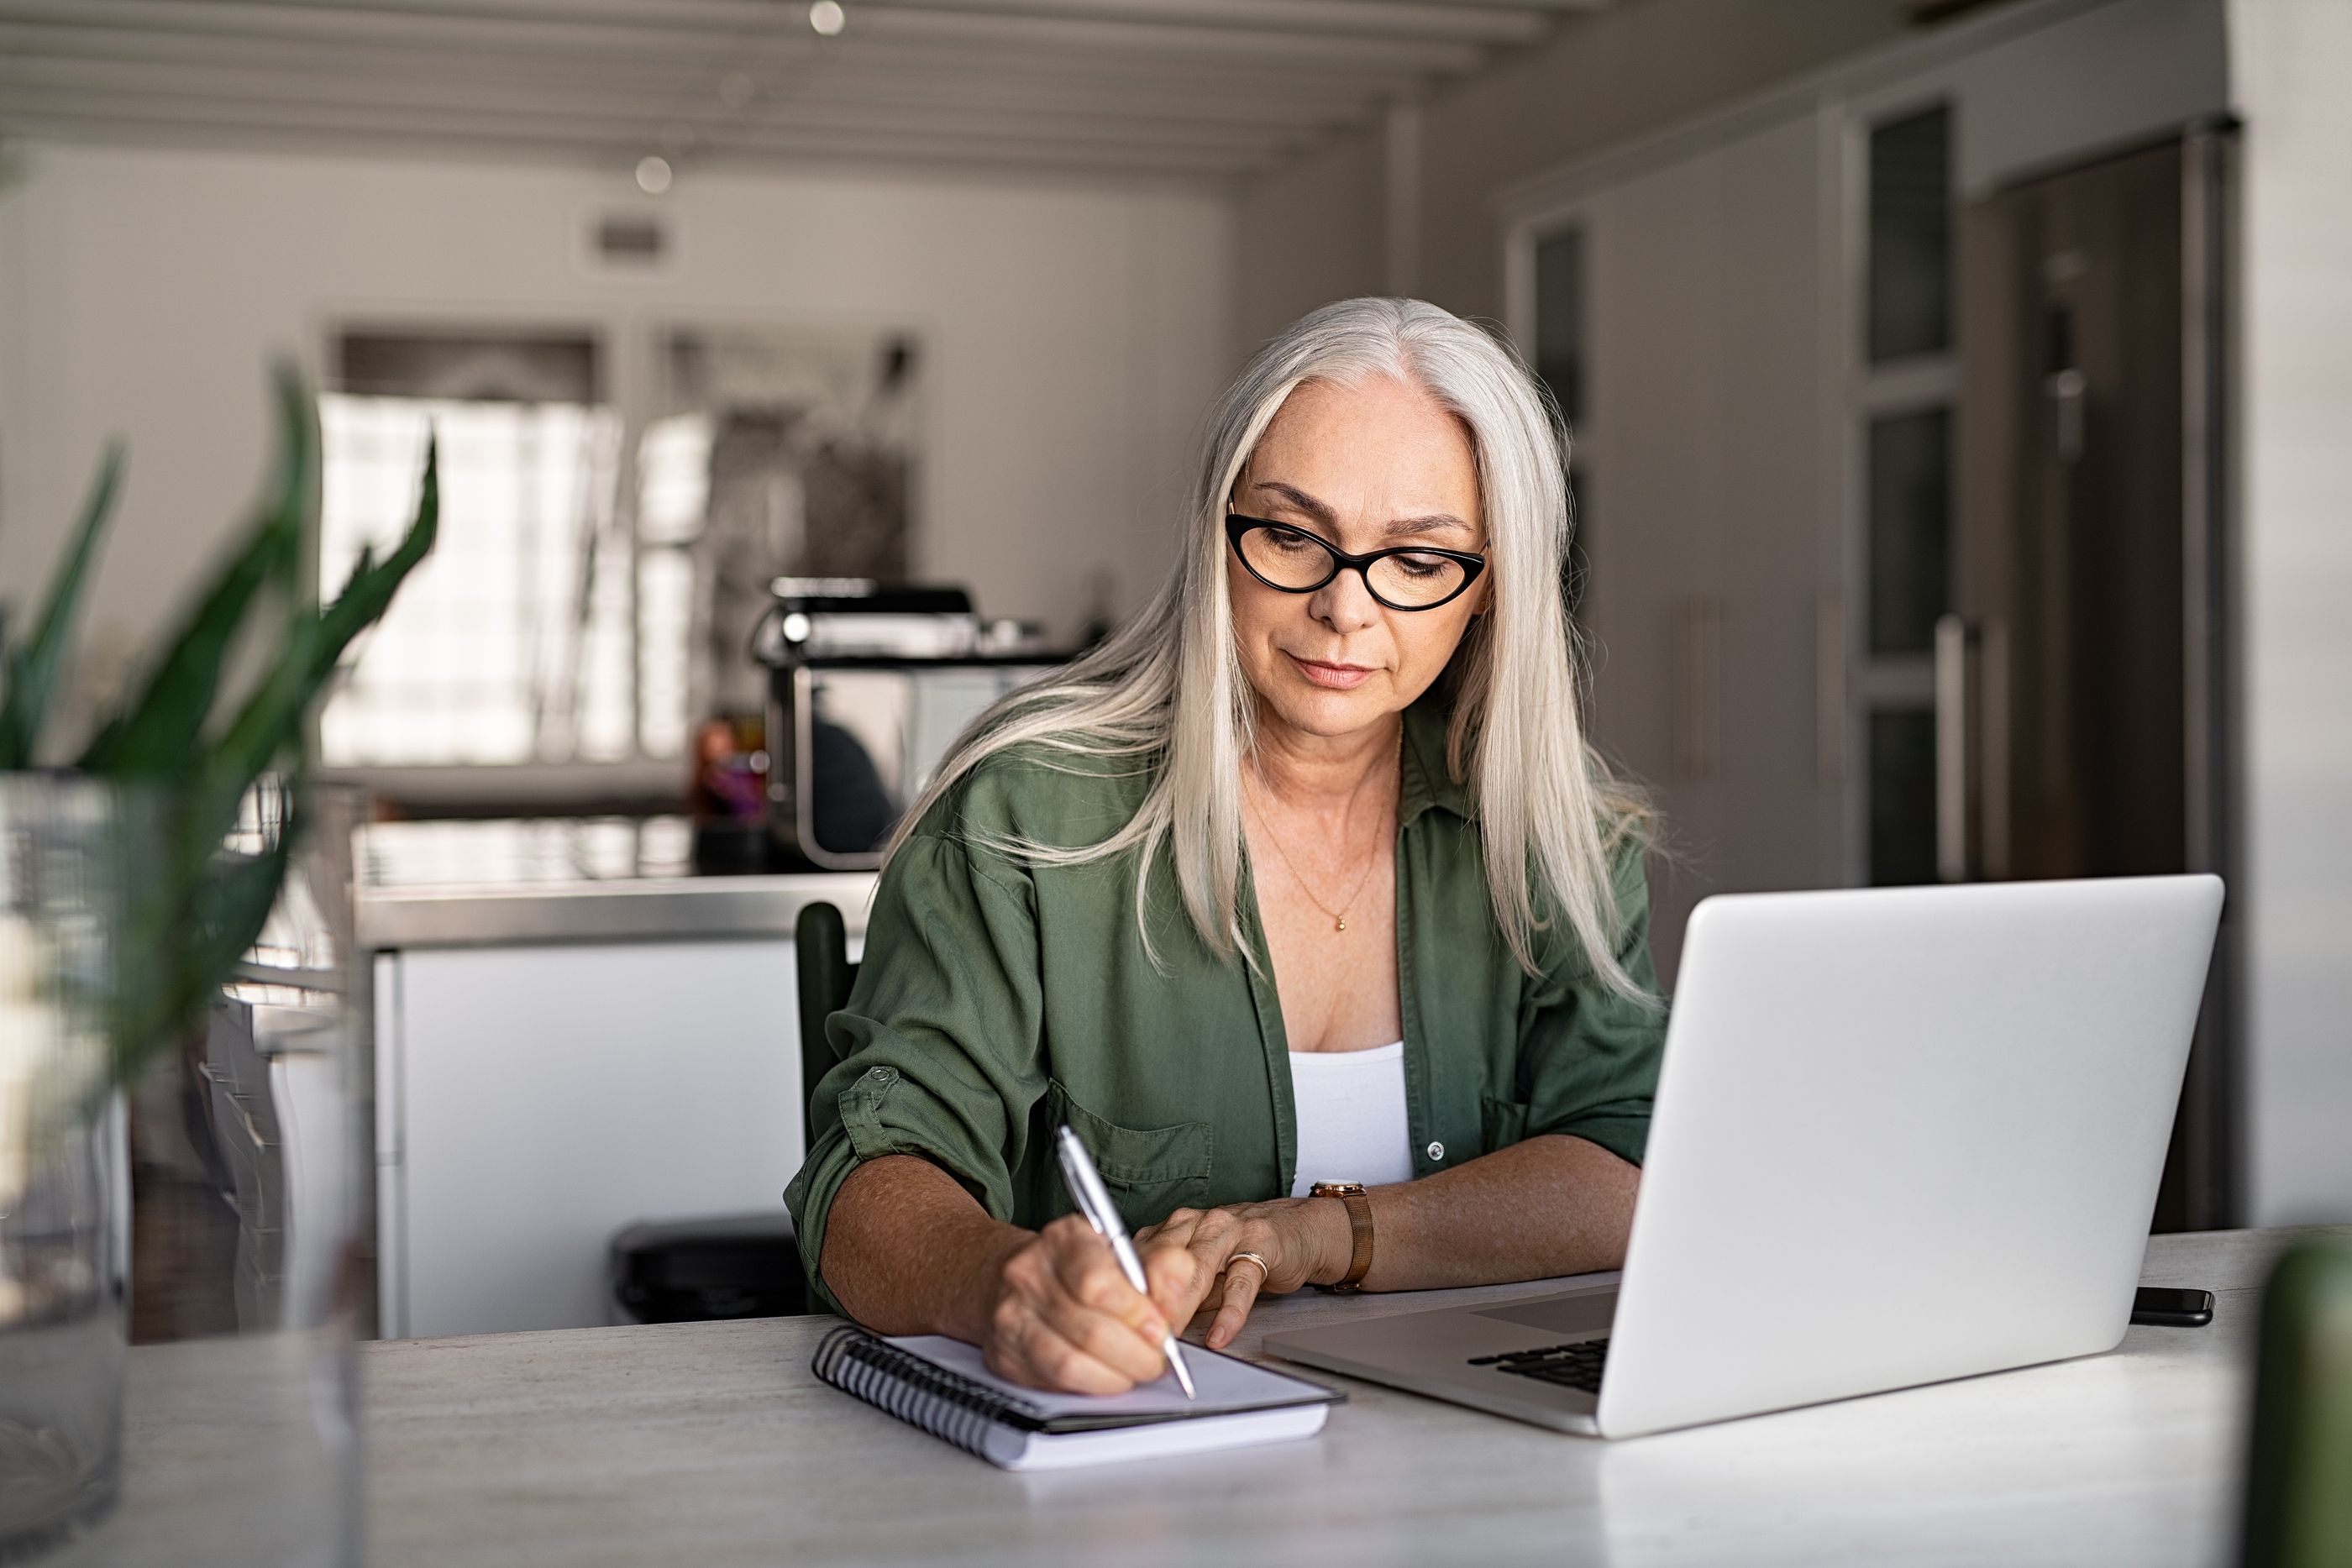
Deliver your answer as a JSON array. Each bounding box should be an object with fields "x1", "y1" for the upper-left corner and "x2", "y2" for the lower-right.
[{"x1": 1288, "y1": 1041, "x2": 1415, "y2": 1197}]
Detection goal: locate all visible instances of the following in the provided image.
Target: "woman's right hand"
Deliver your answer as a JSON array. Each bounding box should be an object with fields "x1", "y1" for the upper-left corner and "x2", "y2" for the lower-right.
[{"x1": 977, "y1": 1214, "x2": 1179, "y2": 1394}]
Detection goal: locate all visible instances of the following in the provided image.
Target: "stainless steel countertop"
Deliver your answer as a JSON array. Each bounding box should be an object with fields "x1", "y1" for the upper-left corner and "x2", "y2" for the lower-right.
[{"x1": 355, "y1": 816, "x2": 875, "y2": 949}]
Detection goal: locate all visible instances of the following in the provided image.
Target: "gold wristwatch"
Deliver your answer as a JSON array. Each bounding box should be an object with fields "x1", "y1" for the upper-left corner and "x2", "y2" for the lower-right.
[{"x1": 1310, "y1": 1181, "x2": 1373, "y2": 1293}]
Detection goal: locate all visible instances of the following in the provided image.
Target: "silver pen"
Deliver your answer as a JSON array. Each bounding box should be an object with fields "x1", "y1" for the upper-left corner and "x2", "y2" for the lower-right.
[{"x1": 1053, "y1": 1122, "x2": 1198, "y2": 1400}]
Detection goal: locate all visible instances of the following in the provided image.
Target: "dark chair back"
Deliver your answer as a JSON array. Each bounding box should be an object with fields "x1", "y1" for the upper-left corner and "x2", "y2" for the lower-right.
[{"x1": 795, "y1": 901, "x2": 858, "y2": 1151}]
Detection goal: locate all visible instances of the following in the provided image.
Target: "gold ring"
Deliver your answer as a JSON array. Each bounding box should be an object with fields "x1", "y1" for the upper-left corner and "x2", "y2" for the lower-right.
[{"x1": 1226, "y1": 1251, "x2": 1270, "y2": 1283}]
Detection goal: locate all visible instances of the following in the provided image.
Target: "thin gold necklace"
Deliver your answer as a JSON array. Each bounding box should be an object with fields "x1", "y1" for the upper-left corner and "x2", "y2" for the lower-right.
[{"x1": 1244, "y1": 737, "x2": 1398, "y2": 934}]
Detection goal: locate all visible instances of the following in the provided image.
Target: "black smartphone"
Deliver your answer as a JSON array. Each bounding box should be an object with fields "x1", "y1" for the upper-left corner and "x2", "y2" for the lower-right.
[{"x1": 2131, "y1": 1286, "x2": 2214, "y2": 1327}]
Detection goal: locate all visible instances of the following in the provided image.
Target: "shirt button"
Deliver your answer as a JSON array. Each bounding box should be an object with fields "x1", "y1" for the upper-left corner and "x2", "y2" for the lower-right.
[
  {"x1": 1426, "y1": 1141, "x2": 1446, "y2": 1162},
  {"x1": 869, "y1": 1066, "x2": 893, "y2": 1082}
]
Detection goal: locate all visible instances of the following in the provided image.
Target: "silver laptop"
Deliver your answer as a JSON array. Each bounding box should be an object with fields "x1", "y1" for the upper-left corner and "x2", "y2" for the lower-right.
[{"x1": 1263, "y1": 874, "x2": 2224, "y2": 1440}]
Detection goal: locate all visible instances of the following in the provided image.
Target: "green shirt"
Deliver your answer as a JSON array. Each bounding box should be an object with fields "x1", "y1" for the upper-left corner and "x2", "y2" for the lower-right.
[{"x1": 785, "y1": 697, "x2": 1667, "y2": 1314}]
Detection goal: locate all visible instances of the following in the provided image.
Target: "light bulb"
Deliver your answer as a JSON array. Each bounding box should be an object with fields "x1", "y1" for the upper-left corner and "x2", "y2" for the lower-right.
[{"x1": 809, "y1": 1, "x2": 845, "y2": 36}]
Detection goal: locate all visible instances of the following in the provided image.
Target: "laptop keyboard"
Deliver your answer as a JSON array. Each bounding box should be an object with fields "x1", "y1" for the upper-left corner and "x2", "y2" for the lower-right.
[{"x1": 1469, "y1": 1337, "x2": 1610, "y2": 1393}]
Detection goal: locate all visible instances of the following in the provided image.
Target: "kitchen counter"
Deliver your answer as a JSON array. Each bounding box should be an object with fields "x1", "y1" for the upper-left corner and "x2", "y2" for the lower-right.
[
  {"x1": 356, "y1": 815, "x2": 874, "y2": 1337},
  {"x1": 354, "y1": 815, "x2": 876, "y2": 948}
]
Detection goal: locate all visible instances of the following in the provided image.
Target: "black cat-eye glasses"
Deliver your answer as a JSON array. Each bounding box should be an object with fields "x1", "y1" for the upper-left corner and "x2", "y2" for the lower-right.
[{"x1": 1223, "y1": 515, "x2": 1488, "y2": 612}]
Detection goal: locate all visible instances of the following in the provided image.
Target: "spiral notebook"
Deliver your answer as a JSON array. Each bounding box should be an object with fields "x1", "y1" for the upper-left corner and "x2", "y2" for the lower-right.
[{"x1": 811, "y1": 1326, "x2": 1344, "y2": 1471}]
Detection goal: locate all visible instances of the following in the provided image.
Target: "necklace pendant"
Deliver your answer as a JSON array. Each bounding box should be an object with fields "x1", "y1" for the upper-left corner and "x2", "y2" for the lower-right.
[{"x1": 1335, "y1": 917, "x2": 1347, "y2": 932}]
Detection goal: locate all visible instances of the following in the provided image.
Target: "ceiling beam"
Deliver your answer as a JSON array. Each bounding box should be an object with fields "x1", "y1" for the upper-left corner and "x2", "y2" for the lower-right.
[
  {"x1": 0, "y1": 0, "x2": 1484, "y2": 71},
  {"x1": 753, "y1": 0, "x2": 1550, "y2": 45},
  {"x1": 0, "y1": 43, "x2": 1427, "y2": 145},
  {"x1": 0, "y1": 20, "x2": 1392, "y2": 92},
  {"x1": 0, "y1": 91, "x2": 1273, "y2": 176},
  {"x1": 0, "y1": 1, "x2": 810, "y2": 60},
  {"x1": 756, "y1": 61, "x2": 1363, "y2": 123},
  {"x1": 0, "y1": 45, "x2": 1363, "y2": 129},
  {"x1": 0, "y1": 21, "x2": 1414, "y2": 103},
  {"x1": 5, "y1": 115, "x2": 1264, "y2": 185},
  {"x1": 1387, "y1": 0, "x2": 1605, "y2": 9},
  {"x1": 776, "y1": 7, "x2": 1488, "y2": 70},
  {"x1": 175, "y1": 0, "x2": 1553, "y2": 45},
  {"x1": 0, "y1": 60, "x2": 1311, "y2": 155}
]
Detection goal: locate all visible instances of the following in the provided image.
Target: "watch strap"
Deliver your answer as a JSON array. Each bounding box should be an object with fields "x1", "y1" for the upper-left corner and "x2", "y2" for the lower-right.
[{"x1": 1310, "y1": 1181, "x2": 1373, "y2": 1293}]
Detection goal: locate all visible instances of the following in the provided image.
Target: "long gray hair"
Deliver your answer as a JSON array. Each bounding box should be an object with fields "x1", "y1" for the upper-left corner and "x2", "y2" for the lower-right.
[{"x1": 890, "y1": 297, "x2": 1651, "y2": 998}]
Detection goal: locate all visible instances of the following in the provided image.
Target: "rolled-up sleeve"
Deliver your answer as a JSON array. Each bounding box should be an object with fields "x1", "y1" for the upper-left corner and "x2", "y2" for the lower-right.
[
  {"x1": 1515, "y1": 836, "x2": 1667, "y2": 1167},
  {"x1": 783, "y1": 830, "x2": 1046, "y2": 1314}
]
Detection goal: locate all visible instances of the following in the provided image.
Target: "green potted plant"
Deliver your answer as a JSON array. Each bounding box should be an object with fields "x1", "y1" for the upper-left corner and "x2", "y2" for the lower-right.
[{"x1": 0, "y1": 367, "x2": 435, "y2": 1556}]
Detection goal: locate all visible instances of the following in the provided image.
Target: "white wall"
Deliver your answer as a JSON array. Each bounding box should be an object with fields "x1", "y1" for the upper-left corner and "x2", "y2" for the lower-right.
[
  {"x1": 2231, "y1": 0, "x2": 2352, "y2": 1225},
  {"x1": 1234, "y1": 132, "x2": 1384, "y2": 354},
  {"x1": 0, "y1": 143, "x2": 1236, "y2": 702}
]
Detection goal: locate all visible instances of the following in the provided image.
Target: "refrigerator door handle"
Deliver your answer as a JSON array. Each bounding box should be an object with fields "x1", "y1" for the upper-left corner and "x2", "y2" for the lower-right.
[{"x1": 1935, "y1": 614, "x2": 1976, "y2": 883}]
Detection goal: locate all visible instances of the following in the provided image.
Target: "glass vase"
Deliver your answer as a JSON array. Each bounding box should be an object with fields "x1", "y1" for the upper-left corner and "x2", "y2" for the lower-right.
[
  {"x1": 0, "y1": 777, "x2": 130, "y2": 1560},
  {"x1": 1, "y1": 779, "x2": 370, "y2": 1566}
]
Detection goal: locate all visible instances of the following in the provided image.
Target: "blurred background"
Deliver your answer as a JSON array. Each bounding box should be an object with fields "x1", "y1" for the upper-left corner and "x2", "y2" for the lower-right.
[{"x1": 0, "y1": 0, "x2": 2345, "y2": 1349}]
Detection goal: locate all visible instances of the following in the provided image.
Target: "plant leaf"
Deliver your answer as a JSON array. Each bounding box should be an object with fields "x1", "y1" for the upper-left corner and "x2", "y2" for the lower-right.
[
  {"x1": 197, "y1": 615, "x2": 324, "y2": 834},
  {"x1": 81, "y1": 369, "x2": 312, "y2": 777},
  {"x1": 0, "y1": 444, "x2": 123, "y2": 768},
  {"x1": 195, "y1": 434, "x2": 433, "y2": 826},
  {"x1": 106, "y1": 793, "x2": 301, "y2": 1093},
  {"x1": 313, "y1": 431, "x2": 437, "y2": 669}
]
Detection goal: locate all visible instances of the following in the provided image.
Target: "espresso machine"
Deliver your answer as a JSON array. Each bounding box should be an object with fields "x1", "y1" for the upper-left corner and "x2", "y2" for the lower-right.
[{"x1": 750, "y1": 579, "x2": 1063, "y2": 871}]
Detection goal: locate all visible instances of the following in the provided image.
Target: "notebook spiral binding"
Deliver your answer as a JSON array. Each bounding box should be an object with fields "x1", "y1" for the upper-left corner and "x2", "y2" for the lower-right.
[{"x1": 812, "y1": 1326, "x2": 1041, "y2": 1461}]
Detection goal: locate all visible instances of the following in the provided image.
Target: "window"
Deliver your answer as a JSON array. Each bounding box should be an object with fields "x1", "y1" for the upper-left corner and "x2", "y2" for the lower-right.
[
  {"x1": 1866, "y1": 407, "x2": 1953, "y2": 658},
  {"x1": 1866, "y1": 107, "x2": 1954, "y2": 364},
  {"x1": 319, "y1": 373, "x2": 627, "y2": 767},
  {"x1": 318, "y1": 324, "x2": 920, "y2": 790},
  {"x1": 1852, "y1": 103, "x2": 1956, "y2": 884}
]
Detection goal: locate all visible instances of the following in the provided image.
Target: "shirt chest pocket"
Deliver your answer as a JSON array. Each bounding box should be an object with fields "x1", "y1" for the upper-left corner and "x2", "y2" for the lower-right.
[{"x1": 1045, "y1": 1079, "x2": 1214, "y2": 1231}]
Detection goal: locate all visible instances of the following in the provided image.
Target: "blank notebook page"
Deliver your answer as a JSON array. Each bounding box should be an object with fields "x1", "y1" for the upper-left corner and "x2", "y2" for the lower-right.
[{"x1": 887, "y1": 1334, "x2": 1331, "y2": 1421}]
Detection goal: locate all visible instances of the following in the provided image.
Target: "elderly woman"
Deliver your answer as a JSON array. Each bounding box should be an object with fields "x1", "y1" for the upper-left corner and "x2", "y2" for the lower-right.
[{"x1": 785, "y1": 297, "x2": 1662, "y2": 1394}]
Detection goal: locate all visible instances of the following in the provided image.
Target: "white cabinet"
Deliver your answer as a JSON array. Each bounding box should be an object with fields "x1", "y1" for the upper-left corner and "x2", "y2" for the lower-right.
[
  {"x1": 375, "y1": 939, "x2": 811, "y2": 1340},
  {"x1": 1518, "y1": 111, "x2": 1841, "y2": 984}
]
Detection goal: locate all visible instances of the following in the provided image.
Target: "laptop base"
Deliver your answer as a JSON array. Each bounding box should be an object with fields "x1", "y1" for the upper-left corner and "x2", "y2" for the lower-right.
[{"x1": 1264, "y1": 1285, "x2": 1615, "y2": 1435}]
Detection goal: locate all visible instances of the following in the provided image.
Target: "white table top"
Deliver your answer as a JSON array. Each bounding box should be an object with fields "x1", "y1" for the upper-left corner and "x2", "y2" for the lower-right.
[{"x1": 118, "y1": 1225, "x2": 2338, "y2": 1566}]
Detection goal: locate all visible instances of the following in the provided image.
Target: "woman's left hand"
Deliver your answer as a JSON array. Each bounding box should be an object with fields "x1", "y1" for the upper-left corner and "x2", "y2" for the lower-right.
[{"x1": 1136, "y1": 1198, "x2": 1345, "y2": 1350}]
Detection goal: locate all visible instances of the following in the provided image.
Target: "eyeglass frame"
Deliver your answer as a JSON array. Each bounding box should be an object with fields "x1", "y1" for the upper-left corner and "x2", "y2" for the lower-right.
[{"x1": 1222, "y1": 513, "x2": 1488, "y2": 613}]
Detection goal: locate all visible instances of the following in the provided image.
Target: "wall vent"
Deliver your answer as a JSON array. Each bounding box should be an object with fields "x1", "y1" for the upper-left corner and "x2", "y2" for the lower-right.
[{"x1": 593, "y1": 213, "x2": 667, "y2": 266}]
